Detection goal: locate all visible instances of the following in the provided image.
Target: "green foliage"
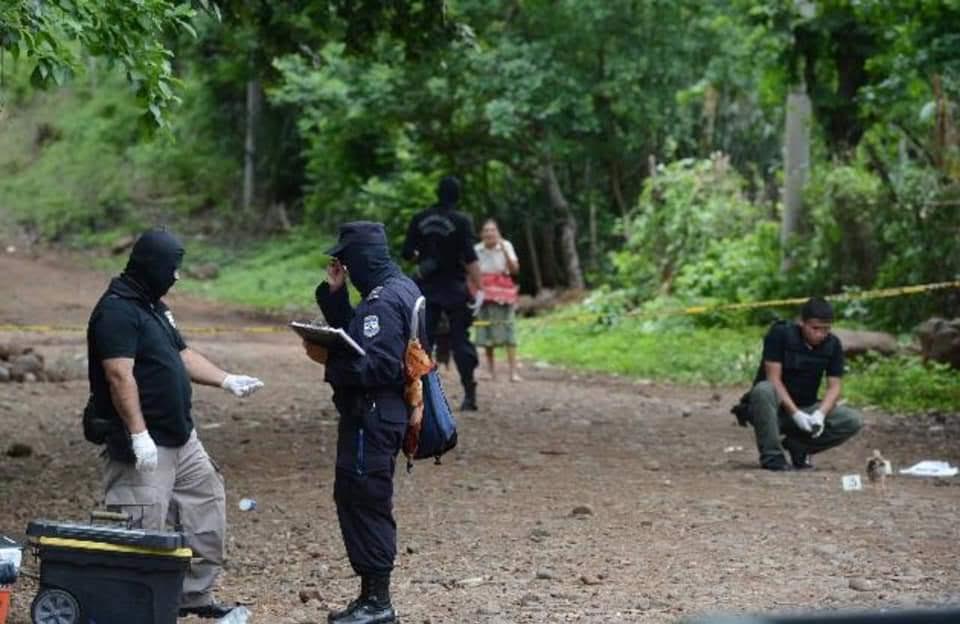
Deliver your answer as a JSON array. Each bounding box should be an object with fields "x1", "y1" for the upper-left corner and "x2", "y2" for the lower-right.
[
  {"x1": 845, "y1": 354, "x2": 960, "y2": 414},
  {"x1": 0, "y1": 0, "x2": 211, "y2": 125},
  {"x1": 0, "y1": 68, "x2": 238, "y2": 241},
  {"x1": 612, "y1": 156, "x2": 764, "y2": 298},
  {"x1": 520, "y1": 315, "x2": 960, "y2": 414},
  {"x1": 0, "y1": 83, "x2": 148, "y2": 239},
  {"x1": 795, "y1": 163, "x2": 885, "y2": 290},
  {"x1": 792, "y1": 159, "x2": 960, "y2": 328},
  {"x1": 175, "y1": 231, "x2": 332, "y2": 312},
  {"x1": 674, "y1": 220, "x2": 782, "y2": 304},
  {"x1": 519, "y1": 318, "x2": 759, "y2": 386}
]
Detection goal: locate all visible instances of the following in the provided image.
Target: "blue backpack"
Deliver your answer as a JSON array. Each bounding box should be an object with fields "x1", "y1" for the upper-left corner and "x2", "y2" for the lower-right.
[{"x1": 407, "y1": 297, "x2": 458, "y2": 470}]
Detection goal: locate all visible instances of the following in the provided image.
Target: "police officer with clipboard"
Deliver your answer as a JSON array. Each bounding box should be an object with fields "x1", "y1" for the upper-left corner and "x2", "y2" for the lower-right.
[{"x1": 303, "y1": 222, "x2": 420, "y2": 624}]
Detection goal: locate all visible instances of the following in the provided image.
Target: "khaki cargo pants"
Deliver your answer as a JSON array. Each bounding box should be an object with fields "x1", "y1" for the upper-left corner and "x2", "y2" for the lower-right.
[{"x1": 103, "y1": 430, "x2": 226, "y2": 609}]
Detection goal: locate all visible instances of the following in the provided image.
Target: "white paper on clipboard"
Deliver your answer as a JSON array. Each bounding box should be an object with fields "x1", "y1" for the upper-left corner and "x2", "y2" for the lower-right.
[{"x1": 290, "y1": 321, "x2": 366, "y2": 356}]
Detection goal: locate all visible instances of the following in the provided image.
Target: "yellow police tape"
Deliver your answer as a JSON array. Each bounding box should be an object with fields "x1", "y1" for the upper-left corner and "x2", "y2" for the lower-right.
[
  {"x1": 520, "y1": 278, "x2": 960, "y2": 328},
  {"x1": 1, "y1": 279, "x2": 958, "y2": 335}
]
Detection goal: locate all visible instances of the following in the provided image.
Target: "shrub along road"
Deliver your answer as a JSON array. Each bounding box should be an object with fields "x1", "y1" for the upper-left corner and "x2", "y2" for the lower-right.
[{"x1": 1, "y1": 251, "x2": 959, "y2": 623}]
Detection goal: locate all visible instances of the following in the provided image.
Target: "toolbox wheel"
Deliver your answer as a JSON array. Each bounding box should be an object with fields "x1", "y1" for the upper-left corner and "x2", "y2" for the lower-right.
[{"x1": 30, "y1": 588, "x2": 81, "y2": 624}]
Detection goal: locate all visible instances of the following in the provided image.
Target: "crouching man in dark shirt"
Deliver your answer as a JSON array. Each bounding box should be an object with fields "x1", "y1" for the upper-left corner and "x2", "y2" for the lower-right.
[
  {"x1": 86, "y1": 228, "x2": 264, "y2": 619},
  {"x1": 749, "y1": 297, "x2": 863, "y2": 471}
]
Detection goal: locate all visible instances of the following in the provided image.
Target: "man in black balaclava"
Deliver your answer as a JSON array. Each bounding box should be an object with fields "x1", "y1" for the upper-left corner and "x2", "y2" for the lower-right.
[
  {"x1": 304, "y1": 222, "x2": 421, "y2": 624},
  {"x1": 86, "y1": 228, "x2": 264, "y2": 619},
  {"x1": 401, "y1": 175, "x2": 483, "y2": 410}
]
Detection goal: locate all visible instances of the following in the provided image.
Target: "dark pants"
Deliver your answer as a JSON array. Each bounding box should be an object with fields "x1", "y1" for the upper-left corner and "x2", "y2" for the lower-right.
[
  {"x1": 334, "y1": 397, "x2": 406, "y2": 576},
  {"x1": 425, "y1": 301, "x2": 477, "y2": 388},
  {"x1": 749, "y1": 381, "x2": 863, "y2": 464}
]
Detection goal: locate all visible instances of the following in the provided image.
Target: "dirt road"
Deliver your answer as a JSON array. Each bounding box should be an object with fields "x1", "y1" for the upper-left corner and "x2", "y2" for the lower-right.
[{"x1": 1, "y1": 251, "x2": 959, "y2": 623}]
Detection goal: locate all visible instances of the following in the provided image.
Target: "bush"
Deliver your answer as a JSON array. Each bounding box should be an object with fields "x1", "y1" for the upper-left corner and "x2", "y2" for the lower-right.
[
  {"x1": 674, "y1": 220, "x2": 782, "y2": 305},
  {"x1": 845, "y1": 354, "x2": 960, "y2": 414},
  {"x1": 611, "y1": 154, "x2": 765, "y2": 298},
  {"x1": 795, "y1": 163, "x2": 884, "y2": 292}
]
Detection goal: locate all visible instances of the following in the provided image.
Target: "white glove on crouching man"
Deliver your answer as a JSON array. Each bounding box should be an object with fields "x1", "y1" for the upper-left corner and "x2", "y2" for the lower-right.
[
  {"x1": 791, "y1": 409, "x2": 825, "y2": 438},
  {"x1": 131, "y1": 373, "x2": 264, "y2": 473}
]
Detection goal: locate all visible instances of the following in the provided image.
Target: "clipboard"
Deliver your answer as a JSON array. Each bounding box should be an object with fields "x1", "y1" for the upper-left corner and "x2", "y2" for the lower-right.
[{"x1": 289, "y1": 321, "x2": 366, "y2": 356}]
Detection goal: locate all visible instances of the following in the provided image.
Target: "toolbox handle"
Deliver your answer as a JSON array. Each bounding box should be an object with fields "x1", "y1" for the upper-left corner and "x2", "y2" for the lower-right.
[{"x1": 90, "y1": 510, "x2": 132, "y2": 524}]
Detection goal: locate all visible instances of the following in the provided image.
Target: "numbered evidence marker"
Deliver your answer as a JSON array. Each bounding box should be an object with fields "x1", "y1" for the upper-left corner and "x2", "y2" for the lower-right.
[{"x1": 841, "y1": 474, "x2": 863, "y2": 491}]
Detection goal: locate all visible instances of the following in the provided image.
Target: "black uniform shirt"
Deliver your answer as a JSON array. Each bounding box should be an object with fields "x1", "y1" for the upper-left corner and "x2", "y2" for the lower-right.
[
  {"x1": 87, "y1": 277, "x2": 193, "y2": 456},
  {"x1": 758, "y1": 322, "x2": 844, "y2": 407},
  {"x1": 317, "y1": 275, "x2": 421, "y2": 472},
  {"x1": 401, "y1": 206, "x2": 478, "y2": 304}
]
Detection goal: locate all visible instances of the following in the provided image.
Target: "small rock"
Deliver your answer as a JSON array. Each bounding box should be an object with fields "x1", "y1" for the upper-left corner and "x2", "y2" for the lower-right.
[
  {"x1": 10, "y1": 352, "x2": 43, "y2": 381},
  {"x1": 456, "y1": 576, "x2": 486, "y2": 588},
  {"x1": 477, "y1": 604, "x2": 500, "y2": 616},
  {"x1": 681, "y1": 408, "x2": 692, "y2": 418},
  {"x1": 639, "y1": 520, "x2": 653, "y2": 528},
  {"x1": 110, "y1": 234, "x2": 136, "y2": 255},
  {"x1": 298, "y1": 588, "x2": 321, "y2": 604},
  {"x1": 0, "y1": 343, "x2": 26, "y2": 360},
  {"x1": 535, "y1": 569, "x2": 556, "y2": 580},
  {"x1": 23, "y1": 372, "x2": 37, "y2": 383},
  {"x1": 519, "y1": 593, "x2": 541, "y2": 606},
  {"x1": 6, "y1": 443, "x2": 32, "y2": 458},
  {"x1": 849, "y1": 578, "x2": 875, "y2": 592},
  {"x1": 529, "y1": 528, "x2": 551, "y2": 542},
  {"x1": 645, "y1": 461, "x2": 661, "y2": 472},
  {"x1": 406, "y1": 542, "x2": 420, "y2": 554},
  {"x1": 0, "y1": 366, "x2": 9, "y2": 382},
  {"x1": 185, "y1": 262, "x2": 220, "y2": 280},
  {"x1": 580, "y1": 574, "x2": 602, "y2": 586},
  {"x1": 813, "y1": 544, "x2": 839, "y2": 558},
  {"x1": 571, "y1": 505, "x2": 593, "y2": 517}
]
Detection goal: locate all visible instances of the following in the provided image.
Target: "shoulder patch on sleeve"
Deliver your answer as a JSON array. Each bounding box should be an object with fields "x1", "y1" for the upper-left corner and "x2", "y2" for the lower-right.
[
  {"x1": 363, "y1": 315, "x2": 380, "y2": 338},
  {"x1": 367, "y1": 286, "x2": 384, "y2": 301}
]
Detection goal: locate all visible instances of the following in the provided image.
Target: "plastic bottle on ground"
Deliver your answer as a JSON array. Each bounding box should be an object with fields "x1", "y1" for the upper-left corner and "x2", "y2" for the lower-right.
[{"x1": 217, "y1": 606, "x2": 252, "y2": 623}]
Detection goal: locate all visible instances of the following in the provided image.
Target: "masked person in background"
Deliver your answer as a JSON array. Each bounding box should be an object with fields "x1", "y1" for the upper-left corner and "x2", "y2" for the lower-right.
[
  {"x1": 304, "y1": 222, "x2": 421, "y2": 624},
  {"x1": 401, "y1": 175, "x2": 483, "y2": 410},
  {"x1": 86, "y1": 228, "x2": 264, "y2": 619},
  {"x1": 746, "y1": 297, "x2": 863, "y2": 471}
]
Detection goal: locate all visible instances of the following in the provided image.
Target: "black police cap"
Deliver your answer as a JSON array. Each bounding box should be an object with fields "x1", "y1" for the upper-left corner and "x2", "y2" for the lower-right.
[{"x1": 325, "y1": 221, "x2": 388, "y2": 257}]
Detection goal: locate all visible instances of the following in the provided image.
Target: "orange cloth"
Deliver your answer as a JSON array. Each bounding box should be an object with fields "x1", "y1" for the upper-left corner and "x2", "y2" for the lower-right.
[
  {"x1": 0, "y1": 588, "x2": 10, "y2": 624},
  {"x1": 403, "y1": 337, "x2": 433, "y2": 459},
  {"x1": 481, "y1": 272, "x2": 519, "y2": 305}
]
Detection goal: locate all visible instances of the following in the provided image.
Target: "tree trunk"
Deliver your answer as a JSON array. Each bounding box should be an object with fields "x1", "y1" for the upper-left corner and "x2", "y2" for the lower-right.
[
  {"x1": 781, "y1": 87, "x2": 812, "y2": 273},
  {"x1": 609, "y1": 160, "x2": 629, "y2": 218},
  {"x1": 243, "y1": 78, "x2": 261, "y2": 213},
  {"x1": 524, "y1": 216, "x2": 543, "y2": 293},
  {"x1": 541, "y1": 162, "x2": 585, "y2": 290},
  {"x1": 584, "y1": 159, "x2": 598, "y2": 273},
  {"x1": 539, "y1": 223, "x2": 559, "y2": 287}
]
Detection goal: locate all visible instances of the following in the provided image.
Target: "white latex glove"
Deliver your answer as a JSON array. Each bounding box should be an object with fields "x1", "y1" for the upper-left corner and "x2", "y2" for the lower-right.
[
  {"x1": 791, "y1": 409, "x2": 814, "y2": 434},
  {"x1": 130, "y1": 430, "x2": 158, "y2": 473},
  {"x1": 809, "y1": 409, "x2": 826, "y2": 438},
  {"x1": 221, "y1": 374, "x2": 264, "y2": 398},
  {"x1": 468, "y1": 290, "x2": 485, "y2": 316}
]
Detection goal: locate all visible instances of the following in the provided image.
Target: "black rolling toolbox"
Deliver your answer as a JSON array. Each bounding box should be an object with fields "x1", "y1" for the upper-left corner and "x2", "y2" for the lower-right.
[{"x1": 26, "y1": 517, "x2": 191, "y2": 624}]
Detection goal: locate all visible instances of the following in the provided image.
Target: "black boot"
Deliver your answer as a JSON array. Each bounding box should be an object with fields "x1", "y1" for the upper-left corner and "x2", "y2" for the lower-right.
[
  {"x1": 328, "y1": 576, "x2": 368, "y2": 623},
  {"x1": 330, "y1": 574, "x2": 397, "y2": 624},
  {"x1": 460, "y1": 381, "x2": 478, "y2": 411}
]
